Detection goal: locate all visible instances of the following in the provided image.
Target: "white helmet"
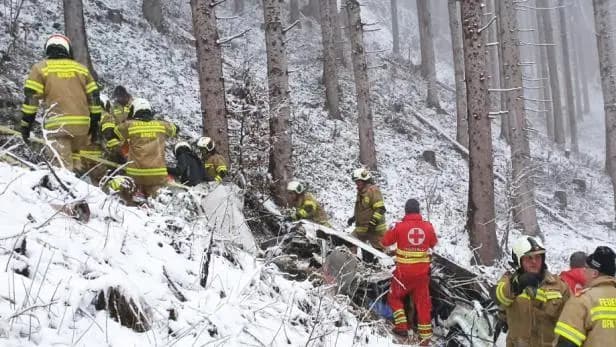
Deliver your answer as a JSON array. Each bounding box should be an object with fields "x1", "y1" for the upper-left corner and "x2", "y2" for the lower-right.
[
  {"x1": 174, "y1": 141, "x2": 191, "y2": 154},
  {"x1": 286, "y1": 180, "x2": 305, "y2": 194},
  {"x1": 99, "y1": 94, "x2": 110, "y2": 111},
  {"x1": 351, "y1": 168, "x2": 372, "y2": 181},
  {"x1": 511, "y1": 236, "x2": 545, "y2": 267},
  {"x1": 197, "y1": 136, "x2": 215, "y2": 152},
  {"x1": 99, "y1": 93, "x2": 109, "y2": 106},
  {"x1": 45, "y1": 33, "x2": 71, "y2": 56},
  {"x1": 130, "y1": 97, "x2": 151, "y2": 119}
]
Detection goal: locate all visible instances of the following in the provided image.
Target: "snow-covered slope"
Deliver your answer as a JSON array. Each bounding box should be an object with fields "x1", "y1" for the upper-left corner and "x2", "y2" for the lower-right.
[{"x1": 0, "y1": 162, "x2": 400, "y2": 346}]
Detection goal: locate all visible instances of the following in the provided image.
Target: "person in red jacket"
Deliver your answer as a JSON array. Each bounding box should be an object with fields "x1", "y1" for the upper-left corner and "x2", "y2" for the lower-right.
[
  {"x1": 381, "y1": 199, "x2": 437, "y2": 345},
  {"x1": 559, "y1": 251, "x2": 587, "y2": 295}
]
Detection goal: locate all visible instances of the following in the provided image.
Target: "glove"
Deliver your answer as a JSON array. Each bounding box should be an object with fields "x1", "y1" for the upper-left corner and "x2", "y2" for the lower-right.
[
  {"x1": 20, "y1": 124, "x2": 31, "y2": 143},
  {"x1": 510, "y1": 272, "x2": 542, "y2": 296},
  {"x1": 347, "y1": 216, "x2": 356, "y2": 227},
  {"x1": 174, "y1": 124, "x2": 180, "y2": 135}
]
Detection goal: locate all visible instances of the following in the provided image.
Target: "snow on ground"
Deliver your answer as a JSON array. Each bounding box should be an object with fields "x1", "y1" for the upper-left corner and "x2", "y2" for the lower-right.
[{"x1": 0, "y1": 162, "x2": 404, "y2": 346}]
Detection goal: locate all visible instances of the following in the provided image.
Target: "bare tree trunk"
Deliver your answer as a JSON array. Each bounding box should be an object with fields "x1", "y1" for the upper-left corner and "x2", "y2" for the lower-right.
[
  {"x1": 330, "y1": 0, "x2": 346, "y2": 67},
  {"x1": 448, "y1": 0, "x2": 468, "y2": 148},
  {"x1": 499, "y1": 0, "x2": 541, "y2": 237},
  {"x1": 535, "y1": 1, "x2": 554, "y2": 140},
  {"x1": 63, "y1": 0, "x2": 97, "y2": 79},
  {"x1": 190, "y1": 0, "x2": 231, "y2": 163},
  {"x1": 416, "y1": 0, "x2": 440, "y2": 108},
  {"x1": 391, "y1": 0, "x2": 399, "y2": 55},
  {"x1": 290, "y1": 0, "x2": 300, "y2": 22},
  {"x1": 538, "y1": 0, "x2": 566, "y2": 145},
  {"x1": 574, "y1": 1, "x2": 591, "y2": 115},
  {"x1": 494, "y1": 0, "x2": 510, "y2": 143},
  {"x1": 346, "y1": 0, "x2": 377, "y2": 170},
  {"x1": 263, "y1": 0, "x2": 292, "y2": 205},
  {"x1": 319, "y1": 0, "x2": 341, "y2": 120},
  {"x1": 558, "y1": 3, "x2": 578, "y2": 152},
  {"x1": 592, "y1": 0, "x2": 616, "y2": 221},
  {"x1": 572, "y1": 19, "x2": 583, "y2": 121},
  {"x1": 486, "y1": 0, "x2": 500, "y2": 111},
  {"x1": 462, "y1": 0, "x2": 499, "y2": 265}
]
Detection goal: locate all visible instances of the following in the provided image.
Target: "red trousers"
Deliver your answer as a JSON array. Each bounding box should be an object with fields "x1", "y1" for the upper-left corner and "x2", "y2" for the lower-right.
[{"x1": 388, "y1": 268, "x2": 433, "y2": 340}]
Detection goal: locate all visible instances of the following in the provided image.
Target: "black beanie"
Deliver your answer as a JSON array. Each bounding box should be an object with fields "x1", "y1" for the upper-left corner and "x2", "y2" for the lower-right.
[
  {"x1": 405, "y1": 199, "x2": 420, "y2": 214},
  {"x1": 586, "y1": 246, "x2": 616, "y2": 276}
]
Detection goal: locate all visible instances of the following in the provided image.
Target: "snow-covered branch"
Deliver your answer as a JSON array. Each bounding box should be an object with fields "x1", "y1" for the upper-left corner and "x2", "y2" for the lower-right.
[
  {"x1": 365, "y1": 49, "x2": 388, "y2": 54},
  {"x1": 217, "y1": 15, "x2": 239, "y2": 20},
  {"x1": 519, "y1": 41, "x2": 556, "y2": 46},
  {"x1": 489, "y1": 87, "x2": 522, "y2": 92},
  {"x1": 217, "y1": 29, "x2": 251, "y2": 44},
  {"x1": 210, "y1": 0, "x2": 228, "y2": 7},
  {"x1": 282, "y1": 20, "x2": 300, "y2": 34},
  {"x1": 479, "y1": 16, "x2": 497, "y2": 33}
]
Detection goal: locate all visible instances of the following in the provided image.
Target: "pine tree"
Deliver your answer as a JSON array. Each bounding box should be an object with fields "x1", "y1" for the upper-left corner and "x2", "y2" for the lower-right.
[
  {"x1": 63, "y1": 0, "x2": 97, "y2": 79},
  {"x1": 190, "y1": 0, "x2": 231, "y2": 162},
  {"x1": 346, "y1": 0, "x2": 377, "y2": 170},
  {"x1": 462, "y1": 0, "x2": 499, "y2": 265},
  {"x1": 263, "y1": 0, "x2": 293, "y2": 205}
]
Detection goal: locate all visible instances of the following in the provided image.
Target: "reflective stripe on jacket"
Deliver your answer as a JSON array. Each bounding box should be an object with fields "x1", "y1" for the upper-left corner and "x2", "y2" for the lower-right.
[
  {"x1": 293, "y1": 192, "x2": 330, "y2": 227},
  {"x1": 22, "y1": 58, "x2": 98, "y2": 137},
  {"x1": 353, "y1": 183, "x2": 386, "y2": 233},
  {"x1": 204, "y1": 153, "x2": 228, "y2": 183},
  {"x1": 495, "y1": 271, "x2": 570, "y2": 346},
  {"x1": 381, "y1": 213, "x2": 437, "y2": 275},
  {"x1": 555, "y1": 276, "x2": 616, "y2": 346},
  {"x1": 114, "y1": 119, "x2": 176, "y2": 185}
]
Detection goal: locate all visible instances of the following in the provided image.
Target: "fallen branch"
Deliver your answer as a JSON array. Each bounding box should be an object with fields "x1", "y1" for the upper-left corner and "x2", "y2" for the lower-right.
[
  {"x1": 409, "y1": 106, "x2": 575, "y2": 231},
  {"x1": 163, "y1": 266, "x2": 187, "y2": 302}
]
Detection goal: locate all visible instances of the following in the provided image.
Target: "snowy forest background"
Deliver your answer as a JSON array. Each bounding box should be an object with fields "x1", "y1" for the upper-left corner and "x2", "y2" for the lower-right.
[{"x1": 0, "y1": 0, "x2": 616, "y2": 346}]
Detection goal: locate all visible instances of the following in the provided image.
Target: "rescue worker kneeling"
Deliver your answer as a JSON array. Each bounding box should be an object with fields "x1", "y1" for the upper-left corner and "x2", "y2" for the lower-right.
[
  {"x1": 167, "y1": 142, "x2": 206, "y2": 186},
  {"x1": 381, "y1": 199, "x2": 437, "y2": 345},
  {"x1": 554, "y1": 246, "x2": 616, "y2": 347},
  {"x1": 113, "y1": 98, "x2": 177, "y2": 198},
  {"x1": 285, "y1": 180, "x2": 330, "y2": 227},
  {"x1": 196, "y1": 136, "x2": 228, "y2": 183},
  {"x1": 494, "y1": 236, "x2": 570, "y2": 347}
]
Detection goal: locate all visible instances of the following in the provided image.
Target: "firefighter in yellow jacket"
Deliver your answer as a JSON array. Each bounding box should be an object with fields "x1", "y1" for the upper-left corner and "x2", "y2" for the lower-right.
[
  {"x1": 554, "y1": 246, "x2": 616, "y2": 347},
  {"x1": 285, "y1": 180, "x2": 330, "y2": 227},
  {"x1": 494, "y1": 236, "x2": 570, "y2": 347},
  {"x1": 113, "y1": 98, "x2": 176, "y2": 198},
  {"x1": 20, "y1": 33, "x2": 101, "y2": 172},
  {"x1": 347, "y1": 168, "x2": 387, "y2": 250},
  {"x1": 196, "y1": 137, "x2": 228, "y2": 183},
  {"x1": 101, "y1": 86, "x2": 132, "y2": 163}
]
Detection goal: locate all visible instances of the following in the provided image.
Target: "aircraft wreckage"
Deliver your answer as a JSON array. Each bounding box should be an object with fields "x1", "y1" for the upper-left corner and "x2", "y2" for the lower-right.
[{"x1": 261, "y1": 221, "x2": 500, "y2": 347}]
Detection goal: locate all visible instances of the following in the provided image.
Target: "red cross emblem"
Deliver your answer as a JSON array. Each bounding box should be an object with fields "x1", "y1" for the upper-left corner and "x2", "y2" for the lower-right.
[{"x1": 407, "y1": 228, "x2": 426, "y2": 246}]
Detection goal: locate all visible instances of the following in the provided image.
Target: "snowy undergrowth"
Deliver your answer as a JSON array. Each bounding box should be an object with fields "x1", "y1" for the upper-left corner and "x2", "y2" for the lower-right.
[{"x1": 0, "y1": 162, "x2": 401, "y2": 346}]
